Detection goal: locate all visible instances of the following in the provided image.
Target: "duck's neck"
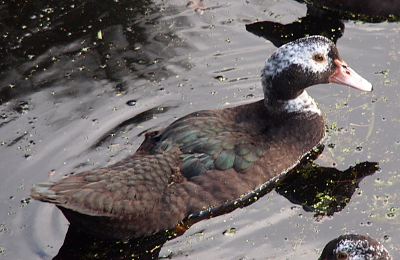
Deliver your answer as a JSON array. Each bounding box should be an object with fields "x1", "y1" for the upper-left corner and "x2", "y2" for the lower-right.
[{"x1": 264, "y1": 90, "x2": 321, "y2": 116}]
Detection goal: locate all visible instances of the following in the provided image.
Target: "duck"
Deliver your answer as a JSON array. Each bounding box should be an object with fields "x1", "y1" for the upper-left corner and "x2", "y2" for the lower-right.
[
  {"x1": 30, "y1": 36, "x2": 373, "y2": 240},
  {"x1": 319, "y1": 234, "x2": 392, "y2": 260}
]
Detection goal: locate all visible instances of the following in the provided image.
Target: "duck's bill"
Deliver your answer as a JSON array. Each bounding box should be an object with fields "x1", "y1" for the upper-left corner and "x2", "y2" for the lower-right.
[{"x1": 329, "y1": 59, "x2": 373, "y2": 92}]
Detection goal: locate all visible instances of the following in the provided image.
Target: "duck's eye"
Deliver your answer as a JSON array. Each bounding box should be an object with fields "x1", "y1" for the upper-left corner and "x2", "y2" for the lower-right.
[
  {"x1": 313, "y1": 54, "x2": 325, "y2": 62},
  {"x1": 336, "y1": 251, "x2": 349, "y2": 260}
]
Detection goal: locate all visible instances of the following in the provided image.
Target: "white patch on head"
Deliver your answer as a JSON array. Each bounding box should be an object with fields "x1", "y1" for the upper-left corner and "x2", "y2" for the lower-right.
[
  {"x1": 333, "y1": 236, "x2": 390, "y2": 260},
  {"x1": 280, "y1": 90, "x2": 321, "y2": 115},
  {"x1": 263, "y1": 36, "x2": 333, "y2": 79}
]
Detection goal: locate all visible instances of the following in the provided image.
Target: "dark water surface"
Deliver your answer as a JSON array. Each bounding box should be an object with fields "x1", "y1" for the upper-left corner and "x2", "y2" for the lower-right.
[{"x1": 1, "y1": 0, "x2": 400, "y2": 259}]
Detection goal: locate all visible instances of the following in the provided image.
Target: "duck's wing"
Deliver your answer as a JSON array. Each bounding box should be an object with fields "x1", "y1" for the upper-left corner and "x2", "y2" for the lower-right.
[
  {"x1": 30, "y1": 152, "x2": 182, "y2": 217},
  {"x1": 151, "y1": 106, "x2": 271, "y2": 180}
]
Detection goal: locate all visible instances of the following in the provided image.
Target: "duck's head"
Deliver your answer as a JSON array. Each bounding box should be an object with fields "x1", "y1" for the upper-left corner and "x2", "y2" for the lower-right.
[
  {"x1": 261, "y1": 36, "x2": 372, "y2": 114},
  {"x1": 319, "y1": 234, "x2": 392, "y2": 260}
]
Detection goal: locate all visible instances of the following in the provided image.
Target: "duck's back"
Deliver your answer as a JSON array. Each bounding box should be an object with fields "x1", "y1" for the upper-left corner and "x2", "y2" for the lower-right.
[{"x1": 162, "y1": 100, "x2": 325, "y2": 211}]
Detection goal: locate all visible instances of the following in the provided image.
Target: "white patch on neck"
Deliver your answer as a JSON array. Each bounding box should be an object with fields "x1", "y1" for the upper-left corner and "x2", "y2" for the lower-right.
[{"x1": 281, "y1": 90, "x2": 321, "y2": 115}]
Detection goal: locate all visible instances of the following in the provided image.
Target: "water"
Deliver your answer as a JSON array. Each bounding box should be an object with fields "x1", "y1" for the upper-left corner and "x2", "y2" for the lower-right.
[{"x1": 1, "y1": 0, "x2": 399, "y2": 259}]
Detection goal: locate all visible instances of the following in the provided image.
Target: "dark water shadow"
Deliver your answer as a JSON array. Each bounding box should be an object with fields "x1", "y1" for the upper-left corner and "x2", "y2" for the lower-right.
[
  {"x1": 246, "y1": 6, "x2": 345, "y2": 47},
  {"x1": 296, "y1": 0, "x2": 400, "y2": 21},
  {"x1": 52, "y1": 146, "x2": 379, "y2": 259},
  {"x1": 276, "y1": 159, "x2": 379, "y2": 218},
  {"x1": 246, "y1": 1, "x2": 400, "y2": 48}
]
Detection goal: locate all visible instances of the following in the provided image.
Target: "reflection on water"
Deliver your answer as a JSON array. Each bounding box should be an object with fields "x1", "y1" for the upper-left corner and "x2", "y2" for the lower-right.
[
  {"x1": 277, "y1": 160, "x2": 379, "y2": 218},
  {"x1": 1, "y1": 0, "x2": 190, "y2": 105},
  {"x1": 246, "y1": 7, "x2": 344, "y2": 47},
  {"x1": 246, "y1": 2, "x2": 400, "y2": 48},
  {"x1": 297, "y1": 0, "x2": 400, "y2": 20}
]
